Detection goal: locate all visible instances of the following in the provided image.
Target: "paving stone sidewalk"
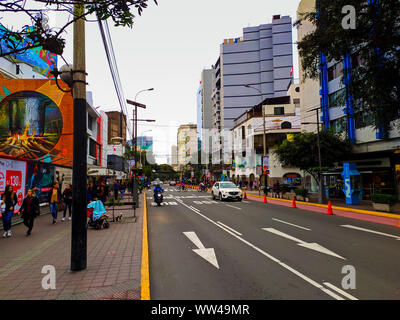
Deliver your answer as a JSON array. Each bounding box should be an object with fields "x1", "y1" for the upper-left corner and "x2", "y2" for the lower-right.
[{"x1": 0, "y1": 195, "x2": 144, "y2": 300}]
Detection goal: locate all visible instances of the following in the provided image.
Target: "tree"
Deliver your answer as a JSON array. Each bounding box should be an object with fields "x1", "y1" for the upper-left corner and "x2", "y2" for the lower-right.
[
  {"x1": 274, "y1": 130, "x2": 352, "y2": 187},
  {"x1": 0, "y1": 0, "x2": 158, "y2": 58},
  {"x1": 296, "y1": 0, "x2": 400, "y2": 135}
]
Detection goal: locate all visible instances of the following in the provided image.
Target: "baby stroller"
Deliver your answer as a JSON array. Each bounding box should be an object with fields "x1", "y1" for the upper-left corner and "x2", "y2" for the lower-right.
[{"x1": 87, "y1": 200, "x2": 110, "y2": 230}]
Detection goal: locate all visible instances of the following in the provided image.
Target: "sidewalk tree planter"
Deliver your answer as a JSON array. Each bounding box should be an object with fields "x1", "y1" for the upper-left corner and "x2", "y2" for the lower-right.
[{"x1": 371, "y1": 194, "x2": 398, "y2": 212}]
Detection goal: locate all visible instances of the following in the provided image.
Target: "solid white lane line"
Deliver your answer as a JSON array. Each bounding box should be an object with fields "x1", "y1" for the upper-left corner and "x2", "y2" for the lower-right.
[
  {"x1": 323, "y1": 282, "x2": 358, "y2": 300},
  {"x1": 225, "y1": 204, "x2": 242, "y2": 210},
  {"x1": 341, "y1": 225, "x2": 400, "y2": 240},
  {"x1": 216, "y1": 221, "x2": 242, "y2": 236},
  {"x1": 263, "y1": 228, "x2": 306, "y2": 244},
  {"x1": 189, "y1": 206, "x2": 200, "y2": 213},
  {"x1": 170, "y1": 196, "x2": 346, "y2": 300},
  {"x1": 272, "y1": 218, "x2": 311, "y2": 231}
]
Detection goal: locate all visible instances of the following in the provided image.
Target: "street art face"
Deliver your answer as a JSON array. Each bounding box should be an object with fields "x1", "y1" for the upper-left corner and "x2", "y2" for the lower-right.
[{"x1": 0, "y1": 91, "x2": 63, "y2": 159}]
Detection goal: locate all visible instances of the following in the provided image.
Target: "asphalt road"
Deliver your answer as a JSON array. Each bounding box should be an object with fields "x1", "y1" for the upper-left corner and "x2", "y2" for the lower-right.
[{"x1": 147, "y1": 188, "x2": 400, "y2": 300}]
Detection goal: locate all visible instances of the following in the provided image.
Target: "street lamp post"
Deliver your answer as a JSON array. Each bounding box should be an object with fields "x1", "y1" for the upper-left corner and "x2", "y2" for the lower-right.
[{"x1": 244, "y1": 85, "x2": 266, "y2": 186}]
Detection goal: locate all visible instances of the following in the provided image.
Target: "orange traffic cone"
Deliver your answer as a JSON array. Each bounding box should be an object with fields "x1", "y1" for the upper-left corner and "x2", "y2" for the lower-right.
[
  {"x1": 292, "y1": 197, "x2": 297, "y2": 208},
  {"x1": 397, "y1": 218, "x2": 400, "y2": 228},
  {"x1": 327, "y1": 201, "x2": 333, "y2": 215},
  {"x1": 244, "y1": 192, "x2": 247, "y2": 199},
  {"x1": 264, "y1": 194, "x2": 267, "y2": 203}
]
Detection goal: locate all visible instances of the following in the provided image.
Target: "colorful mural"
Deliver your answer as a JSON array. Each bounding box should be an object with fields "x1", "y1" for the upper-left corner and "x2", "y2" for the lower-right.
[
  {"x1": 0, "y1": 79, "x2": 73, "y2": 167},
  {"x1": 0, "y1": 24, "x2": 57, "y2": 79}
]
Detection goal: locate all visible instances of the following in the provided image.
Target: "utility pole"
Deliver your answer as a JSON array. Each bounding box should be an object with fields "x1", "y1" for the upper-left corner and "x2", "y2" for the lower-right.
[{"x1": 71, "y1": 0, "x2": 87, "y2": 271}]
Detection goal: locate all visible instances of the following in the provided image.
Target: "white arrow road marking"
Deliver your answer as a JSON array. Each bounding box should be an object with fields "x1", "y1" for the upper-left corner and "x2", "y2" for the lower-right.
[
  {"x1": 323, "y1": 282, "x2": 358, "y2": 300},
  {"x1": 183, "y1": 232, "x2": 219, "y2": 269},
  {"x1": 272, "y1": 218, "x2": 311, "y2": 231},
  {"x1": 341, "y1": 225, "x2": 400, "y2": 240},
  {"x1": 262, "y1": 228, "x2": 346, "y2": 260}
]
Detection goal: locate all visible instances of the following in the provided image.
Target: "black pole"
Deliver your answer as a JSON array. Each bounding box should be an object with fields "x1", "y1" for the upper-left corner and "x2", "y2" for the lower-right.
[{"x1": 70, "y1": 1, "x2": 87, "y2": 271}]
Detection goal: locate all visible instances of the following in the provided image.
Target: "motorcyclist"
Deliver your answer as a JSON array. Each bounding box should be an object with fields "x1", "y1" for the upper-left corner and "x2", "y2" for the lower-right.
[
  {"x1": 180, "y1": 181, "x2": 185, "y2": 191},
  {"x1": 199, "y1": 181, "x2": 205, "y2": 191},
  {"x1": 153, "y1": 183, "x2": 163, "y2": 202}
]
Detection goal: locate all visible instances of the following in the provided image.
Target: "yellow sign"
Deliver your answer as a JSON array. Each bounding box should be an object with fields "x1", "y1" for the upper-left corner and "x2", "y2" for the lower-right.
[{"x1": 287, "y1": 134, "x2": 295, "y2": 142}]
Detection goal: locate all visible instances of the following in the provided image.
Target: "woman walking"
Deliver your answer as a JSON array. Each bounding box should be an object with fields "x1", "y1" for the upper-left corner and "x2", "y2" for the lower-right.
[
  {"x1": 1, "y1": 185, "x2": 17, "y2": 238},
  {"x1": 49, "y1": 182, "x2": 61, "y2": 224},
  {"x1": 19, "y1": 189, "x2": 40, "y2": 236},
  {"x1": 62, "y1": 184, "x2": 72, "y2": 221}
]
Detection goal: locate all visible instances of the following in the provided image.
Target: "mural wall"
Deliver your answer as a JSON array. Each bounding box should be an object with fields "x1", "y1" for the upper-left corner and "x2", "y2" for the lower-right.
[
  {"x1": 0, "y1": 24, "x2": 58, "y2": 79},
  {"x1": 0, "y1": 79, "x2": 73, "y2": 167}
]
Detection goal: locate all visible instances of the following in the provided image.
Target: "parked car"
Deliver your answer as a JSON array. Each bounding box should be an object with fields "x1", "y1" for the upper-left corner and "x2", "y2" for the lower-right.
[{"x1": 211, "y1": 181, "x2": 243, "y2": 202}]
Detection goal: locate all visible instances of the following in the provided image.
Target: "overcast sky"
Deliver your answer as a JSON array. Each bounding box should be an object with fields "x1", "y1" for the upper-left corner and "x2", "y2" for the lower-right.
[{"x1": 4, "y1": 0, "x2": 302, "y2": 164}]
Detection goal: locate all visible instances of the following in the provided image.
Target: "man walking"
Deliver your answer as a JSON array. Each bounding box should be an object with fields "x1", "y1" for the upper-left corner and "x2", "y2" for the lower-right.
[{"x1": 62, "y1": 184, "x2": 72, "y2": 221}]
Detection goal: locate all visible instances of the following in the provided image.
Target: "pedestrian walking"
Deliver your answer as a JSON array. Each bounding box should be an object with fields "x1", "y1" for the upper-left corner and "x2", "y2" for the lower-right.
[
  {"x1": 19, "y1": 189, "x2": 40, "y2": 236},
  {"x1": 62, "y1": 184, "x2": 72, "y2": 221},
  {"x1": 1, "y1": 185, "x2": 17, "y2": 238},
  {"x1": 250, "y1": 180, "x2": 254, "y2": 191},
  {"x1": 49, "y1": 182, "x2": 61, "y2": 224}
]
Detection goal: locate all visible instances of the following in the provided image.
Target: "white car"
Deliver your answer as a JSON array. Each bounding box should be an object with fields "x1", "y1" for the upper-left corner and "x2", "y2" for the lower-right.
[{"x1": 211, "y1": 181, "x2": 242, "y2": 202}]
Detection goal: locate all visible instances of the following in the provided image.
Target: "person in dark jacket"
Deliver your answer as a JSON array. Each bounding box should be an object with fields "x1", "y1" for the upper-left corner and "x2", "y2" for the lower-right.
[
  {"x1": 113, "y1": 181, "x2": 120, "y2": 201},
  {"x1": 1, "y1": 185, "x2": 17, "y2": 238},
  {"x1": 19, "y1": 189, "x2": 40, "y2": 236},
  {"x1": 62, "y1": 184, "x2": 72, "y2": 221}
]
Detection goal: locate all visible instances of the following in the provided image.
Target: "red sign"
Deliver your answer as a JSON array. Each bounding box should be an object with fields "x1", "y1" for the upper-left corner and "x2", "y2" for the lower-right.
[
  {"x1": 6, "y1": 170, "x2": 22, "y2": 192},
  {"x1": 17, "y1": 192, "x2": 23, "y2": 206},
  {"x1": 0, "y1": 172, "x2": 5, "y2": 190}
]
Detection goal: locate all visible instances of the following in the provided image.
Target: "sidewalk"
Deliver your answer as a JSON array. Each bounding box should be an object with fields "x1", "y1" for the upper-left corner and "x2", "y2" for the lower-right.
[
  {"x1": 245, "y1": 190, "x2": 400, "y2": 227},
  {"x1": 0, "y1": 194, "x2": 144, "y2": 300}
]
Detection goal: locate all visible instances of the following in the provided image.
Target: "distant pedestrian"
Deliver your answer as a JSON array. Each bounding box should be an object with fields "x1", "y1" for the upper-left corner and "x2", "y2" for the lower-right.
[
  {"x1": 19, "y1": 189, "x2": 40, "y2": 236},
  {"x1": 62, "y1": 184, "x2": 72, "y2": 221},
  {"x1": 250, "y1": 180, "x2": 253, "y2": 191},
  {"x1": 239, "y1": 180, "x2": 242, "y2": 189},
  {"x1": 49, "y1": 182, "x2": 61, "y2": 224},
  {"x1": 1, "y1": 185, "x2": 17, "y2": 238}
]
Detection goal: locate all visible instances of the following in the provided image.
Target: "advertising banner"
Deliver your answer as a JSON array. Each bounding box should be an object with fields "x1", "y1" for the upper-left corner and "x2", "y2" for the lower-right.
[
  {"x1": 262, "y1": 156, "x2": 269, "y2": 175},
  {"x1": 0, "y1": 79, "x2": 73, "y2": 168},
  {"x1": 0, "y1": 157, "x2": 27, "y2": 211},
  {"x1": 26, "y1": 161, "x2": 55, "y2": 204}
]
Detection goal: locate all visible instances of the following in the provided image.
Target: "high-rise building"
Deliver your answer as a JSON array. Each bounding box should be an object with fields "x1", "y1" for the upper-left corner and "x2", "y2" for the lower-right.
[
  {"x1": 177, "y1": 124, "x2": 198, "y2": 171},
  {"x1": 212, "y1": 15, "x2": 294, "y2": 131}
]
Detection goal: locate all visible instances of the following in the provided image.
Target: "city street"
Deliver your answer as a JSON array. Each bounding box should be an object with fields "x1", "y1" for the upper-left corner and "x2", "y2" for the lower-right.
[{"x1": 148, "y1": 188, "x2": 400, "y2": 300}]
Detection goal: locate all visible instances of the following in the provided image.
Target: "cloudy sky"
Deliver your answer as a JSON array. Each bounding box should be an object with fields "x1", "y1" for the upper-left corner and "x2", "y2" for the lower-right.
[{"x1": 4, "y1": 0, "x2": 302, "y2": 164}]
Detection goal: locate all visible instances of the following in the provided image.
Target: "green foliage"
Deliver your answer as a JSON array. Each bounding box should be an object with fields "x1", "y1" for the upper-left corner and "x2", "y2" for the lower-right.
[
  {"x1": 371, "y1": 194, "x2": 398, "y2": 205},
  {"x1": 274, "y1": 130, "x2": 352, "y2": 184},
  {"x1": 295, "y1": 188, "x2": 309, "y2": 198},
  {"x1": 296, "y1": 0, "x2": 400, "y2": 134}
]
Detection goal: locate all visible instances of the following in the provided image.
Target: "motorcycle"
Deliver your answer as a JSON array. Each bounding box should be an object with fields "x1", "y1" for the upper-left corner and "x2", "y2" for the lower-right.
[{"x1": 154, "y1": 192, "x2": 163, "y2": 206}]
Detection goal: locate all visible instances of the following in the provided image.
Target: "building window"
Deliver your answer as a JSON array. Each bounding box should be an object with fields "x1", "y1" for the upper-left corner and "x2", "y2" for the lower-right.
[
  {"x1": 281, "y1": 121, "x2": 292, "y2": 129},
  {"x1": 241, "y1": 126, "x2": 245, "y2": 139},
  {"x1": 328, "y1": 88, "x2": 346, "y2": 108},
  {"x1": 88, "y1": 114, "x2": 93, "y2": 131},
  {"x1": 89, "y1": 138, "x2": 96, "y2": 157},
  {"x1": 327, "y1": 61, "x2": 344, "y2": 82},
  {"x1": 330, "y1": 117, "x2": 346, "y2": 134},
  {"x1": 354, "y1": 111, "x2": 374, "y2": 129},
  {"x1": 274, "y1": 107, "x2": 285, "y2": 115}
]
